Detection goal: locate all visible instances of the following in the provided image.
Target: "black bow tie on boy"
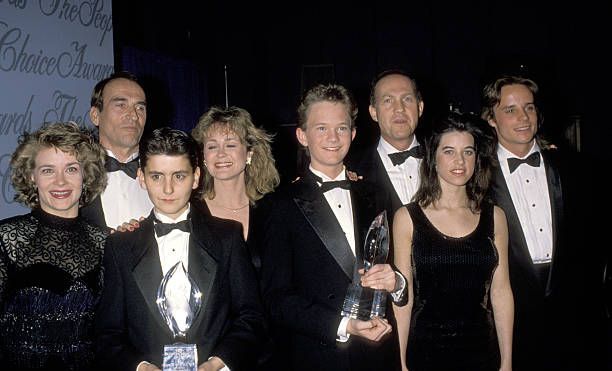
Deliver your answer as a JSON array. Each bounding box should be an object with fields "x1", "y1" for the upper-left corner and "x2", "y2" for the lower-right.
[
  {"x1": 388, "y1": 145, "x2": 423, "y2": 166},
  {"x1": 154, "y1": 219, "x2": 191, "y2": 237},
  {"x1": 507, "y1": 151, "x2": 541, "y2": 173},
  {"x1": 105, "y1": 155, "x2": 139, "y2": 179},
  {"x1": 313, "y1": 174, "x2": 351, "y2": 193}
]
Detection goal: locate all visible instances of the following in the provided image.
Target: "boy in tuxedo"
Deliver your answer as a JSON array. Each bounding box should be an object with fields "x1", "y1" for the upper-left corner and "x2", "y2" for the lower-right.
[
  {"x1": 95, "y1": 127, "x2": 265, "y2": 371},
  {"x1": 260, "y1": 84, "x2": 405, "y2": 371}
]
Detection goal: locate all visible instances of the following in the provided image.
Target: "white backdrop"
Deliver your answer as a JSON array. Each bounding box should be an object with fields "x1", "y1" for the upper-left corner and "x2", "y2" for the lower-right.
[{"x1": 0, "y1": 0, "x2": 113, "y2": 218}]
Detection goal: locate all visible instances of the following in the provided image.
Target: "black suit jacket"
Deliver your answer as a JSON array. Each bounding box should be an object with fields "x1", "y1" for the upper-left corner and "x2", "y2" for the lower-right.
[
  {"x1": 489, "y1": 148, "x2": 605, "y2": 369},
  {"x1": 260, "y1": 171, "x2": 400, "y2": 371},
  {"x1": 80, "y1": 195, "x2": 108, "y2": 230},
  {"x1": 94, "y1": 204, "x2": 265, "y2": 371},
  {"x1": 350, "y1": 143, "x2": 403, "y2": 218}
]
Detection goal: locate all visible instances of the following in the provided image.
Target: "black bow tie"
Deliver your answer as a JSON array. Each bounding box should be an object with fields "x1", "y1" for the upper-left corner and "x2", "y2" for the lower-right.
[
  {"x1": 105, "y1": 155, "x2": 139, "y2": 179},
  {"x1": 313, "y1": 174, "x2": 351, "y2": 193},
  {"x1": 388, "y1": 146, "x2": 423, "y2": 166},
  {"x1": 154, "y1": 219, "x2": 191, "y2": 237},
  {"x1": 507, "y1": 151, "x2": 541, "y2": 173}
]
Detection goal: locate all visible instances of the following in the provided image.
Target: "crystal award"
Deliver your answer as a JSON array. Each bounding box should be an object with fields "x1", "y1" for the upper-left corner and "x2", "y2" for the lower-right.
[
  {"x1": 341, "y1": 210, "x2": 390, "y2": 319},
  {"x1": 156, "y1": 261, "x2": 203, "y2": 371}
]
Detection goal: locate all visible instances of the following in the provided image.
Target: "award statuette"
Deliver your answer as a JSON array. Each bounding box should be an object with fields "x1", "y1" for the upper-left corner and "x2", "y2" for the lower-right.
[
  {"x1": 341, "y1": 210, "x2": 390, "y2": 320},
  {"x1": 156, "y1": 261, "x2": 203, "y2": 371}
]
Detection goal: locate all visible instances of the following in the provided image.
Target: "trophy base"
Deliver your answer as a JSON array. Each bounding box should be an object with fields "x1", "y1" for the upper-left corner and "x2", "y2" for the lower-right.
[
  {"x1": 341, "y1": 284, "x2": 387, "y2": 320},
  {"x1": 162, "y1": 343, "x2": 198, "y2": 371}
]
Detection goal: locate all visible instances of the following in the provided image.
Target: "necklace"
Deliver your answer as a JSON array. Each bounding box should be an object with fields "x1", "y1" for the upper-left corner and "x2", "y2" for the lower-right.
[{"x1": 214, "y1": 202, "x2": 249, "y2": 213}]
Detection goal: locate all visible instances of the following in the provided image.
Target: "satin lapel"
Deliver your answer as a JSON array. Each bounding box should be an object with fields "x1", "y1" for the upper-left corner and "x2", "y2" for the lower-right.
[
  {"x1": 542, "y1": 151, "x2": 563, "y2": 295},
  {"x1": 490, "y1": 165, "x2": 541, "y2": 288},
  {"x1": 293, "y1": 175, "x2": 355, "y2": 279},
  {"x1": 374, "y1": 153, "x2": 402, "y2": 212},
  {"x1": 130, "y1": 219, "x2": 170, "y2": 335},
  {"x1": 185, "y1": 210, "x2": 218, "y2": 339}
]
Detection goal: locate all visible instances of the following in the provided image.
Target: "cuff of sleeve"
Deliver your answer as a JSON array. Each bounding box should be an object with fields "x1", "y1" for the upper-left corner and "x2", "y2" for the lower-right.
[
  {"x1": 336, "y1": 316, "x2": 351, "y2": 342},
  {"x1": 390, "y1": 271, "x2": 406, "y2": 303},
  {"x1": 208, "y1": 357, "x2": 230, "y2": 371}
]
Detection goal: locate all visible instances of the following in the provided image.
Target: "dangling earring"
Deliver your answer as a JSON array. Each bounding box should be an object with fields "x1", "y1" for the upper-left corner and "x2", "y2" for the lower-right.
[{"x1": 246, "y1": 154, "x2": 252, "y2": 165}]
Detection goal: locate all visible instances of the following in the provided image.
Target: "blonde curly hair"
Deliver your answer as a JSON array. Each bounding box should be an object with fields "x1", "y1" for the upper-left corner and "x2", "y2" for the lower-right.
[
  {"x1": 10, "y1": 122, "x2": 107, "y2": 208},
  {"x1": 191, "y1": 106, "x2": 279, "y2": 203}
]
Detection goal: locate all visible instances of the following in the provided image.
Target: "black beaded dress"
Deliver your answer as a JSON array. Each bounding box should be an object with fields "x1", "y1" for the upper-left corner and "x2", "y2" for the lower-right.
[
  {"x1": 405, "y1": 201, "x2": 500, "y2": 371},
  {"x1": 0, "y1": 208, "x2": 106, "y2": 370}
]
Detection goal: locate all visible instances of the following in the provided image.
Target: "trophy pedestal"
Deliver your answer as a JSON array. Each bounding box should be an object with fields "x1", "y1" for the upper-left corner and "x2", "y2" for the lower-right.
[
  {"x1": 162, "y1": 343, "x2": 198, "y2": 371},
  {"x1": 341, "y1": 283, "x2": 387, "y2": 320}
]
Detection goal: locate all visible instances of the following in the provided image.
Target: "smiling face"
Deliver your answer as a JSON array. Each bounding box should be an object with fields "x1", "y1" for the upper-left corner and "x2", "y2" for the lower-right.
[
  {"x1": 202, "y1": 126, "x2": 251, "y2": 184},
  {"x1": 488, "y1": 84, "x2": 538, "y2": 157},
  {"x1": 296, "y1": 101, "x2": 355, "y2": 178},
  {"x1": 369, "y1": 74, "x2": 424, "y2": 150},
  {"x1": 31, "y1": 147, "x2": 83, "y2": 218},
  {"x1": 90, "y1": 78, "x2": 147, "y2": 160},
  {"x1": 138, "y1": 154, "x2": 200, "y2": 219},
  {"x1": 435, "y1": 131, "x2": 476, "y2": 189}
]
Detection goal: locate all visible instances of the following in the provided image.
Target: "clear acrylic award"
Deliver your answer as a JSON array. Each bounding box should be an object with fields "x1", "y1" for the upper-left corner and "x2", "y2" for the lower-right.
[
  {"x1": 341, "y1": 210, "x2": 390, "y2": 319},
  {"x1": 156, "y1": 261, "x2": 203, "y2": 371}
]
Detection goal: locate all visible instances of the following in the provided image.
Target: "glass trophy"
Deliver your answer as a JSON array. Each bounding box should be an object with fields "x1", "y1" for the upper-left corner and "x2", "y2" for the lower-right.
[
  {"x1": 156, "y1": 261, "x2": 203, "y2": 371},
  {"x1": 341, "y1": 210, "x2": 390, "y2": 320}
]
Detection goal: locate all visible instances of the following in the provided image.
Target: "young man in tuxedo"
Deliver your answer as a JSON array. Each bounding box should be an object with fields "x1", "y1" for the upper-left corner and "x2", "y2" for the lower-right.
[
  {"x1": 95, "y1": 128, "x2": 265, "y2": 371},
  {"x1": 81, "y1": 71, "x2": 153, "y2": 230},
  {"x1": 350, "y1": 70, "x2": 425, "y2": 217},
  {"x1": 482, "y1": 75, "x2": 605, "y2": 370},
  {"x1": 260, "y1": 84, "x2": 405, "y2": 371}
]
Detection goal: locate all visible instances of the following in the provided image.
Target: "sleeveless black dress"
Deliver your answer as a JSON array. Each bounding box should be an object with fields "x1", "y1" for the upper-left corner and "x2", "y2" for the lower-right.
[
  {"x1": 0, "y1": 208, "x2": 106, "y2": 370},
  {"x1": 405, "y1": 201, "x2": 500, "y2": 371}
]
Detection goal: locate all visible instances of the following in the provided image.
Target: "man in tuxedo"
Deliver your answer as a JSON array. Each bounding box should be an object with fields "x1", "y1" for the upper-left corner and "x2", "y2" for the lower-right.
[
  {"x1": 260, "y1": 84, "x2": 405, "y2": 371},
  {"x1": 350, "y1": 70, "x2": 425, "y2": 217},
  {"x1": 482, "y1": 75, "x2": 604, "y2": 370},
  {"x1": 95, "y1": 128, "x2": 265, "y2": 371},
  {"x1": 81, "y1": 71, "x2": 153, "y2": 229}
]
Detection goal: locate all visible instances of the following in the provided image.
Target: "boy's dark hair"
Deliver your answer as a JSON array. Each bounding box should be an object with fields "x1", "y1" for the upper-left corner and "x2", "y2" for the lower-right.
[{"x1": 139, "y1": 127, "x2": 200, "y2": 170}]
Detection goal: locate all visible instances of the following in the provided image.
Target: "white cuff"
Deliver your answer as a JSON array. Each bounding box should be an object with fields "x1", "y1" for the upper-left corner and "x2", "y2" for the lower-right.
[
  {"x1": 208, "y1": 356, "x2": 230, "y2": 371},
  {"x1": 390, "y1": 271, "x2": 406, "y2": 302},
  {"x1": 336, "y1": 316, "x2": 351, "y2": 342}
]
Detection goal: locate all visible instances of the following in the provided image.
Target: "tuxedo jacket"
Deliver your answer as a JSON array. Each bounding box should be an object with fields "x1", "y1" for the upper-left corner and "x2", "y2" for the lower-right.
[
  {"x1": 350, "y1": 143, "x2": 403, "y2": 218},
  {"x1": 488, "y1": 148, "x2": 604, "y2": 369},
  {"x1": 260, "y1": 170, "x2": 400, "y2": 371},
  {"x1": 80, "y1": 195, "x2": 107, "y2": 230},
  {"x1": 94, "y1": 204, "x2": 265, "y2": 371}
]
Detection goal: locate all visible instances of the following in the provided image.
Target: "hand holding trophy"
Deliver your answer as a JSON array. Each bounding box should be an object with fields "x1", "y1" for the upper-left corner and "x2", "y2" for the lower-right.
[
  {"x1": 341, "y1": 210, "x2": 390, "y2": 320},
  {"x1": 156, "y1": 261, "x2": 203, "y2": 371}
]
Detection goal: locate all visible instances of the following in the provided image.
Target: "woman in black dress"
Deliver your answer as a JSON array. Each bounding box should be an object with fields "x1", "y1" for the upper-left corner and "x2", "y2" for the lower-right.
[
  {"x1": 0, "y1": 122, "x2": 107, "y2": 370},
  {"x1": 393, "y1": 112, "x2": 513, "y2": 371}
]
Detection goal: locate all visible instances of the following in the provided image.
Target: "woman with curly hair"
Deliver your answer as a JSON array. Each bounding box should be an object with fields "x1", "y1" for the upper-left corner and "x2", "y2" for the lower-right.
[
  {"x1": 192, "y1": 106, "x2": 279, "y2": 274},
  {"x1": 0, "y1": 121, "x2": 107, "y2": 370}
]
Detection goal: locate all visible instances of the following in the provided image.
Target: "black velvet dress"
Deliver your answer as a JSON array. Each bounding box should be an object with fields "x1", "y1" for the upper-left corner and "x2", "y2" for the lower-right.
[
  {"x1": 0, "y1": 208, "x2": 106, "y2": 370},
  {"x1": 405, "y1": 201, "x2": 500, "y2": 371}
]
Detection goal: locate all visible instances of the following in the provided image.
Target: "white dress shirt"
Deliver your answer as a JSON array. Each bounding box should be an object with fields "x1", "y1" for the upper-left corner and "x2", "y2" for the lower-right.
[
  {"x1": 155, "y1": 206, "x2": 192, "y2": 336},
  {"x1": 101, "y1": 150, "x2": 153, "y2": 229},
  {"x1": 377, "y1": 136, "x2": 421, "y2": 204},
  {"x1": 310, "y1": 166, "x2": 356, "y2": 254},
  {"x1": 498, "y1": 143, "x2": 553, "y2": 264}
]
